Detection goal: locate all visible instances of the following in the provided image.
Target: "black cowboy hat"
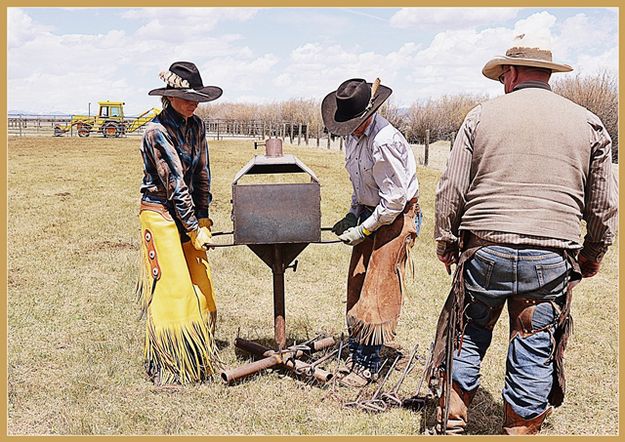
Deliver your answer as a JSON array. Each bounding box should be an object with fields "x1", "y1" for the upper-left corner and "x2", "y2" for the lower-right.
[
  {"x1": 321, "y1": 78, "x2": 392, "y2": 136},
  {"x1": 148, "y1": 61, "x2": 223, "y2": 103}
]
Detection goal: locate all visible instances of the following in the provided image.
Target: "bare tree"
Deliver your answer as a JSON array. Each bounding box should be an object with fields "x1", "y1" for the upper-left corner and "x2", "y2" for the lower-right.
[{"x1": 553, "y1": 71, "x2": 618, "y2": 162}]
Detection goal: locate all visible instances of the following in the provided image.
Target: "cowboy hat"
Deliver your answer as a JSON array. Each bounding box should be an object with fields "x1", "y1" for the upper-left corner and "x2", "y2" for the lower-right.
[
  {"x1": 148, "y1": 61, "x2": 223, "y2": 103},
  {"x1": 482, "y1": 34, "x2": 573, "y2": 81},
  {"x1": 322, "y1": 78, "x2": 392, "y2": 136}
]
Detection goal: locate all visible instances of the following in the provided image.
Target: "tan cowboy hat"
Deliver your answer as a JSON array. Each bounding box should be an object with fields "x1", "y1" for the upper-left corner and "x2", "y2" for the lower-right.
[
  {"x1": 149, "y1": 61, "x2": 222, "y2": 103},
  {"x1": 321, "y1": 78, "x2": 392, "y2": 136},
  {"x1": 482, "y1": 34, "x2": 573, "y2": 81}
]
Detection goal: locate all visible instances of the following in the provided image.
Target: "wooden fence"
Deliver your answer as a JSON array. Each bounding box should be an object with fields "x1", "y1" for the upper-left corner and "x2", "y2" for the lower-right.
[{"x1": 7, "y1": 115, "x2": 345, "y2": 148}]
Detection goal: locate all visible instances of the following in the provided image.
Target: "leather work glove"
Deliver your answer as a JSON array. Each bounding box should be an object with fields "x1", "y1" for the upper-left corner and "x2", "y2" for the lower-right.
[
  {"x1": 338, "y1": 225, "x2": 371, "y2": 246},
  {"x1": 331, "y1": 212, "x2": 358, "y2": 235},
  {"x1": 578, "y1": 253, "x2": 601, "y2": 278},
  {"x1": 188, "y1": 226, "x2": 213, "y2": 251},
  {"x1": 198, "y1": 217, "x2": 213, "y2": 231}
]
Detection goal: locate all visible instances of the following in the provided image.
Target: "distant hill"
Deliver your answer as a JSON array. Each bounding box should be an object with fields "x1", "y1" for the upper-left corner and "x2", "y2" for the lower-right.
[{"x1": 9, "y1": 110, "x2": 72, "y2": 117}]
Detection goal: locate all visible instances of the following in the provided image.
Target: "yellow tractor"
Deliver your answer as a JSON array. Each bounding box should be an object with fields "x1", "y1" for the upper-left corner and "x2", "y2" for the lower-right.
[{"x1": 54, "y1": 101, "x2": 160, "y2": 138}]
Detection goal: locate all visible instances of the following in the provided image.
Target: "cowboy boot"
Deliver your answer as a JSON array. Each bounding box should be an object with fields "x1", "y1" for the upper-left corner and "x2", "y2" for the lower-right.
[
  {"x1": 435, "y1": 382, "x2": 477, "y2": 434},
  {"x1": 502, "y1": 401, "x2": 553, "y2": 435}
]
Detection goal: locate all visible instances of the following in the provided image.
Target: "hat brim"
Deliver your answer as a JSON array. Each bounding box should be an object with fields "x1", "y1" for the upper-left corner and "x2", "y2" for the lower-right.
[
  {"x1": 321, "y1": 84, "x2": 392, "y2": 136},
  {"x1": 482, "y1": 56, "x2": 573, "y2": 81},
  {"x1": 148, "y1": 86, "x2": 223, "y2": 103}
]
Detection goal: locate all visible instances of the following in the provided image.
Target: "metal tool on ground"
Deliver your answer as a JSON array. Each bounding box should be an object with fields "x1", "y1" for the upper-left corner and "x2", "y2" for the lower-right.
[
  {"x1": 322, "y1": 334, "x2": 346, "y2": 402},
  {"x1": 306, "y1": 348, "x2": 339, "y2": 377},
  {"x1": 356, "y1": 354, "x2": 402, "y2": 413},
  {"x1": 402, "y1": 341, "x2": 435, "y2": 411},
  {"x1": 221, "y1": 336, "x2": 336, "y2": 384},
  {"x1": 343, "y1": 357, "x2": 391, "y2": 412},
  {"x1": 381, "y1": 342, "x2": 420, "y2": 407}
]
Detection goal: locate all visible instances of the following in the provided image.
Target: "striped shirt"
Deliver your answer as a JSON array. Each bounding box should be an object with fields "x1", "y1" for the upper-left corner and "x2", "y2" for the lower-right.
[
  {"x1": 435, "y1": 83, "x2": 617, "y2": 262},
  {"x1": 140, "y1": 106, "x2": 212, "y2": 234},
  {"x1": 345, "y1": 113, "x2": 419, "y2": 232}
]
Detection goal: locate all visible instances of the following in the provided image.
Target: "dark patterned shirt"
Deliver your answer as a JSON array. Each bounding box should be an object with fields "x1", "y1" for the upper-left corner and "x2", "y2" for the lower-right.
[{"x1": 140, "y1": 106, "x2": 212, "y2": 233}]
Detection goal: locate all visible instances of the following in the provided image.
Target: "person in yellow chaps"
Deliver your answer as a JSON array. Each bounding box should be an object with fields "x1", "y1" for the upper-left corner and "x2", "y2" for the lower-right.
[{"x1": 136, "y1": 61, "x2": 223, "y2": 385}]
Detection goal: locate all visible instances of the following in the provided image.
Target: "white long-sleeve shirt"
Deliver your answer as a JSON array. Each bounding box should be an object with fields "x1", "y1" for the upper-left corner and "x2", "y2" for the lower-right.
[{"x1": 345, "y1": 114, "x2": 419, "y2": 232}]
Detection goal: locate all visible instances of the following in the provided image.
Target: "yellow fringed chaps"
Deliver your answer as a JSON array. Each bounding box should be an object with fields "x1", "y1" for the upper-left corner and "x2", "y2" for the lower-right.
[{"x1": 138, "y1": 208, "x2": 220, "y2": 385}]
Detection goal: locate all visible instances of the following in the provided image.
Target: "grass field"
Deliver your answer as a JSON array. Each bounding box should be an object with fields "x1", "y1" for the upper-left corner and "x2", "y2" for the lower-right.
[{"x1": 7, "y1": 136, "x2": 619, "y2": 435}]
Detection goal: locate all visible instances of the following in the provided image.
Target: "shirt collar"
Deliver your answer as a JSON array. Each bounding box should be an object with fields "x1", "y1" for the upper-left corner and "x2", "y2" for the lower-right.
[
  {"x1": 513, "y1": 80, "x2": 552, "y2": 92},
  {"x1": 363, "y1": 113, "x2": 377, "y2": 138},
  {"x1": 163, "y1": 105, "x2": 191, "y2": 126},
  {"x1": 349, "y1": 113, "x2": 378, "y2": 143}
]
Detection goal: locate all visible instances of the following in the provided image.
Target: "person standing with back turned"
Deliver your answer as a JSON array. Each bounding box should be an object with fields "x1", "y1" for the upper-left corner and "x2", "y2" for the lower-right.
[{"x1": 428, "y1": 35, "x2": 617, "y2": 434}]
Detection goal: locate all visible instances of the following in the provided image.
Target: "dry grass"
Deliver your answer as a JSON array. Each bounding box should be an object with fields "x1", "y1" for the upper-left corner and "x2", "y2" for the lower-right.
[{"x1": 7, "y1": 136, "x2": 618, "y2": 435}]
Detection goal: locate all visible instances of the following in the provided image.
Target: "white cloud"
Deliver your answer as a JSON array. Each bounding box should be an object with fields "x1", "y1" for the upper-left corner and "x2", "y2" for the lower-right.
[
  {"x1": 7, "y1": 7, "x2": 618, "y2": 114},
  {"x1": 509, "y1": 11, "x2": 556, "y2": 48},
  {"x1": 201, "y1": 54, "x2": 280, "y2": 96},
  {"x1": 7, "y1": 8, "x2": 271, "y2": 114},
  {"x1": 273, "y1": 9, "x2": 617, "y2": 106},
  {"x1": 390, "y1": 7, "x2": 520, "y2": 29},
  {"x1": 554, "y1": 13, "x2": 618, "y2": 61},
  {"x1": 8, "y1": 8, "x2": 53, "y2": 48},
  {"x1": 123, "y1": 7, "x2": 257, "y2": 36},
  {"x1": 575, "y1": 47, "x2": 618, "y2": 75}
]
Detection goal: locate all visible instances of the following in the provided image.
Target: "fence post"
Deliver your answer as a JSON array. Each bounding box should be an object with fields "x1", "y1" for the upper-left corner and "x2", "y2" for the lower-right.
[
  {"x1": 305, "y1": 122, "x2": 309, "y2": 145},
  {"x1": 316, "y1": 127, "x2": 320, "y2": 147},
  {"x1": 424, "y1": 129, "x2": 430, "y2": 167},
  {"x1": 289, "y1": 122, "x2": 293, "y2": 144},
  {"x1": 339, "y1": 136, "x2": 343, "y2": 151},
  {"x1": 297, "y1": 123, "x2": 302, "y2": 145},
  {"x1": 217, "y1": 120, "x2": 220, "y2": 141},
  {"x1": 327, "y1": 131, "x2": 331, "y2": 149},
  {"x1": 263, "y1": 121, "x2": 266, "y2": 139}
]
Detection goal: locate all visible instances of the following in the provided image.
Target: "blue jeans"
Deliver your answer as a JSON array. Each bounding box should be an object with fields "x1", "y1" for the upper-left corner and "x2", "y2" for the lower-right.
[
  {"x1": 452, "y1": 245, "x2": 571, "y2": 419},
  {"x1": 349, "y1": 337, "x2": 382, "y2": 372}
]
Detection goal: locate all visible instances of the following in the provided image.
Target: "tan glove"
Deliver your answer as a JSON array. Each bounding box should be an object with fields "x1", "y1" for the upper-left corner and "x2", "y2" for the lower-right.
[
  {"x1": 338, "y1": 225, "x2": 371, "y2": 246},
  {"x1": 188, "y1": 226, "x2": 212, "y2": 251},
  {"x1": 198, "y1": 217, "x2": 213, "y2": 231}
]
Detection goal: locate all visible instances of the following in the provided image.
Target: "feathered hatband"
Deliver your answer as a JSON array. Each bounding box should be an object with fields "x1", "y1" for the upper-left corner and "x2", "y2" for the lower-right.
[{"x1": 158, "y1": 70, "x2": 190, "y2": 89}]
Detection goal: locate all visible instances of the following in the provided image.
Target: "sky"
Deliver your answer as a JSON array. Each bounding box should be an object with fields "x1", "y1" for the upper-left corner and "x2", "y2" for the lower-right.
[{"x1": 7, "y1": 7, "x2": 619, "y2": 116}]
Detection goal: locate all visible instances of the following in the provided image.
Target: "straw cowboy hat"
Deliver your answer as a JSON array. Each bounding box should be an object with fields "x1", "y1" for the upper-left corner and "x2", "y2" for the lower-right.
[
  {"x1": 322, "y1": 78, "x2": 392, "y2": 136},
  {"x1": 149, "y1": 61, "x2": 223, "y2": 102},
  {"x1": 482, "y1": 34, "x2": 573, "y2": 81}
]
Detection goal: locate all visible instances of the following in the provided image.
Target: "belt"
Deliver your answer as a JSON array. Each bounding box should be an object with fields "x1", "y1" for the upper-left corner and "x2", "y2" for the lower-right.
[
  {"x1": 461, "y1": 231, "x2": 564, "y2": 255},
  {"x1": 140, "y1": 200, "x2": 173, "y2": 221},
  {"x1": 363, "y1": 197, "x2": 419, "y2": 214}
]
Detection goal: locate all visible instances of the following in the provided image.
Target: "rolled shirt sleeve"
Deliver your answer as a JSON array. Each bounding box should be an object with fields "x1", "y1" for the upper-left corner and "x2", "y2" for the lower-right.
[{"x1": 361, "y1": 134, "x2": 414, "y2": 232}]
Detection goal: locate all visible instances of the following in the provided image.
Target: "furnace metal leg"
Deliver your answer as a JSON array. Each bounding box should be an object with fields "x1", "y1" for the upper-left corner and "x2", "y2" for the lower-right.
[{"x1": 273, "y1": 269, "x2": 286, "y2": 349}]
